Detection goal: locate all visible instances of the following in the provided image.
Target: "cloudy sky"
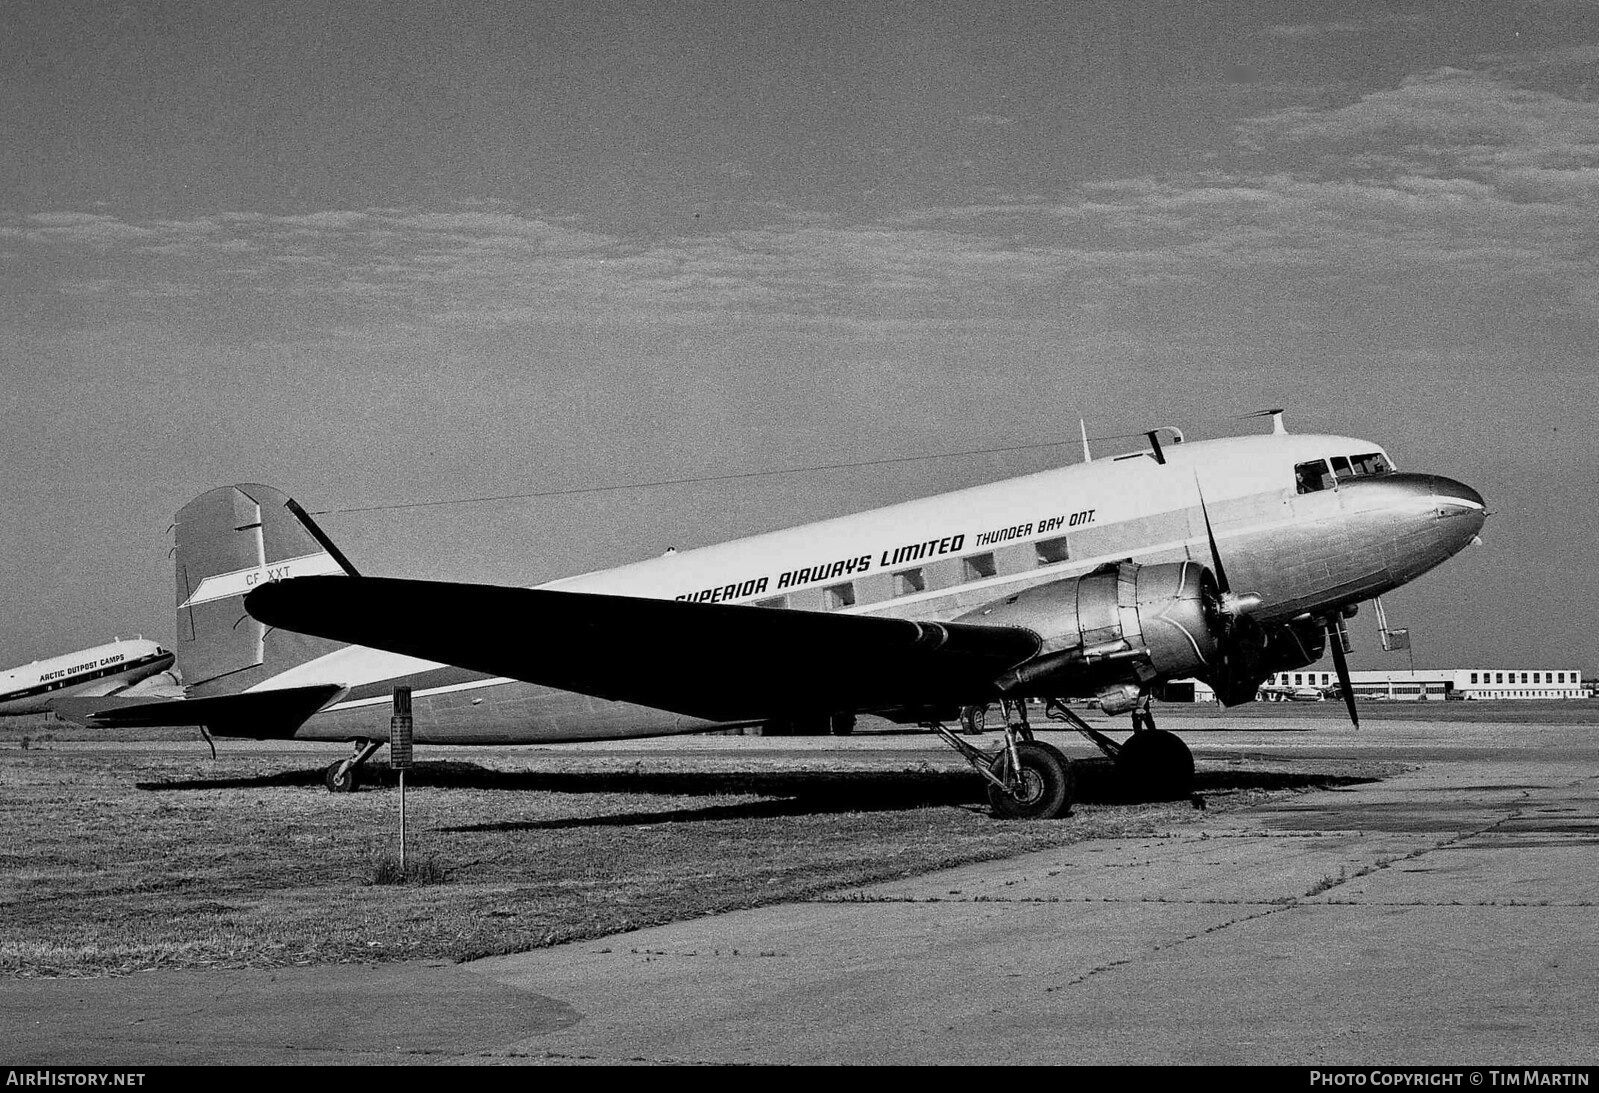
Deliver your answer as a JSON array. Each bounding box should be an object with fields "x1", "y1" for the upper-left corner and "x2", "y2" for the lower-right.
[{"x1": 3, "y1": 0, "x2": 1595, "y2": 675}]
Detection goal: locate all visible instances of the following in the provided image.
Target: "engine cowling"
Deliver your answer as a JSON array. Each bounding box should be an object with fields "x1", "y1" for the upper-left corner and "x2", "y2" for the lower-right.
[{"x1": 956, "y1": 560, "x2": 1226, "y2": 696}]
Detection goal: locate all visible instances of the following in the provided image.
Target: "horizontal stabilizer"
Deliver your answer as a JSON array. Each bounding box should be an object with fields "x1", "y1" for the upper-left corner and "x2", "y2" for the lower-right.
[
  {"x1": 246, "y1": 576, "x2": 1042, "y2": 722},
  {"x1": 50, "y1": 684, "x2": 346, "y2": 738}
]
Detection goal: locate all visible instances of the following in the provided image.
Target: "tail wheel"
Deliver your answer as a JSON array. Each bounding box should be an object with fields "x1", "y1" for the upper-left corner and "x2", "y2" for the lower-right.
[
  {"x1": 987, "y1": 741, "x2": 1072, "y2": 820},
  {"x1": 1116, "y1": 729, "x2": 1194, "y2": 800},
  {"x1": 324, "y1": 760, "x2": 358, "y2": 793}
]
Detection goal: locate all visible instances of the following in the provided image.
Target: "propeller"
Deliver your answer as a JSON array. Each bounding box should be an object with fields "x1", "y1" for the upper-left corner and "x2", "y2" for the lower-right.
[
  {"x1": 1194, "y1": 478, "x2": 1260, "y2": 616},
  {"x1": 1191, "y1": 479, "x2": 1271, "y2": 707},
  {"x1": 1196, "y1": 475, "x2": 1359, "y2": 728},
  {"x1": 1326, "y1": 615, "x2": 1361, "y2": 729}
]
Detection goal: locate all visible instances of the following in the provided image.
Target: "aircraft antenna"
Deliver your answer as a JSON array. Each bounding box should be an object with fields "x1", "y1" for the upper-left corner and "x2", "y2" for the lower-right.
[
  {"x1": 1241, "y1": 408, "x2": 1288, "y2": 435},
  {"x1": 1146, "y1": 430, "x2": 1166, "y2": 465},
  {"x1": 1080, "y1": 419, "x2": 1092, "y2": 463}
]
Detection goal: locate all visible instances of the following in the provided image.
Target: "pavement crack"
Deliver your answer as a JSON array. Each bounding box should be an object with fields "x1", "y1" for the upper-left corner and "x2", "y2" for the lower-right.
[
  {"x1": 821, "y1": 894, "x2": 1289, "y2": 905},
  {"x1": 1048, "y1": 903, "x2": 1295, "y2": 991}
]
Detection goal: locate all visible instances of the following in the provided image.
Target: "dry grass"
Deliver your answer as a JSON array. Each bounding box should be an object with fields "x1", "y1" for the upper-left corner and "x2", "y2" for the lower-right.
[{"x1": 0, "y1": 727, "x2": 1386, "y2": 978}]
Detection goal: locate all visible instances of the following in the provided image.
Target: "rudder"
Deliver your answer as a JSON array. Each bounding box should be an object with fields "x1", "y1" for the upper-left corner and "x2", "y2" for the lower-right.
[{"x1": 175, "y1": 484, "x2": 349, "y2": 697}]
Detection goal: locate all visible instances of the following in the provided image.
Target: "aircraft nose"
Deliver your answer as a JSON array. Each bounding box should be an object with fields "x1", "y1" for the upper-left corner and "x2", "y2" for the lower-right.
[
  {"x1": 1429, "y1": 475, "x2": 1486, "y2": 522},
  {"x1": 1424, "y1": 475, "x2": 1488, "y2": 555}
]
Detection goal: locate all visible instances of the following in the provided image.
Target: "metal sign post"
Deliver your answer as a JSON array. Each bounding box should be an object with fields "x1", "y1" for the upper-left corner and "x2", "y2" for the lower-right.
[{"x1": 390, "y1": 687, "x2": 413, "y2": 873}]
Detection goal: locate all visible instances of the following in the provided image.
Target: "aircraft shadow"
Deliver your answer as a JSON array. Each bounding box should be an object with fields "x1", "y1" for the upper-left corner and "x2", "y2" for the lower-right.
[
  {"x1": 139, "y1": 759, "x2": 1377, "y2": 826},
  {"x1": 138, "y1": 769, "x2": 330, "y2": 791}
]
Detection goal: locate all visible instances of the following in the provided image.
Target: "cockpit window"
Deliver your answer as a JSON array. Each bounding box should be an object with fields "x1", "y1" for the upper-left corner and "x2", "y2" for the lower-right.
[
  {"x1": 1349, "y1": 452, "x2": 1392, "y2": 476},
  {"x1": 1294, "y1": 459, "x2": 1335, "y2": 494},
  {"x1": 1330, "y1": 455, "x2": 1355, "y2": 481}
]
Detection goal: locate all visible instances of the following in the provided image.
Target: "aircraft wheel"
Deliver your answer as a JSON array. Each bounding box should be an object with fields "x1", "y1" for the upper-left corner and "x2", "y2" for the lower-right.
[
  {"x1": 1116, "y1": 729, "x2": 1194, "y2": 800},
  {"x1": 324, "y1": 760, "x2": 358, "y2": 794},
  {"x1": 829, "y1": 713, "x2": 856, "y2": 736},
  {"x1": 987, "y1": 741, "x2": 1072, "y2": 820}
]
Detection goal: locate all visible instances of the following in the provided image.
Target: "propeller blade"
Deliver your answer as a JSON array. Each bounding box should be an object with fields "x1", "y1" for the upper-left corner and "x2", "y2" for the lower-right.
[
  {"x1": 1194, "y1": 480, "x2": 1231, "y2": 595},
  {"x1": 1326, "y1": 620, "x2": 1360, "y2": 729}
]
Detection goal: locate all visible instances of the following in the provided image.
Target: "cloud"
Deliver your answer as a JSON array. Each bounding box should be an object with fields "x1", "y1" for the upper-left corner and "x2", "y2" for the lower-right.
[
  {"x1": 2, "y1": 204, "x2": 1087, "y2": 339},
  {"x1": 1260, "y1": 14, "x2": 1429, "y2": 40},
  {"x1": 7, "y1": 66, "x2": 1599, "y2": 350},
  {"x1": 1238, "y1": 68, "x2": 1599, "y2": 173},
  {"x1": 4, "y1": 212, "x2": 155, "y2": 247}
]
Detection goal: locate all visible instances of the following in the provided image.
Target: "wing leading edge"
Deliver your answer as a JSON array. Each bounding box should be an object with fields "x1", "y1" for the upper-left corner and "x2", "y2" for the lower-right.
[{"x1": 244, "y1": 576, "x2": 1041, "y2": 722}]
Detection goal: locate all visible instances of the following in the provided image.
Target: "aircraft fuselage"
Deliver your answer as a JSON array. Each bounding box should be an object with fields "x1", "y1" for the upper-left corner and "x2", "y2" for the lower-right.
[
  {"x1": 0, "y1": 639, "x2": 174, "y2": 717},
  {"x1": 260, "y1": 432, "x2": 1484, "y2": 743}
]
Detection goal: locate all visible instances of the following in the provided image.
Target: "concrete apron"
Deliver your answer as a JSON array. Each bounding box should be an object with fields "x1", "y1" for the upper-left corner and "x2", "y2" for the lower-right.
[{"x1": 465, "y1": 755, "x2": 1599, "y2": 1065}]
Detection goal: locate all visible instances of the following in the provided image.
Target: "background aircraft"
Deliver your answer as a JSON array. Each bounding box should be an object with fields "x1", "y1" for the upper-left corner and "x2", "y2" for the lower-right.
[
  {"x1": 0, "y1": 638, "x2": 175, "y2": 717},
  {"x1": 63, "y1": 424, "x2": 1484, "y2": 817}
]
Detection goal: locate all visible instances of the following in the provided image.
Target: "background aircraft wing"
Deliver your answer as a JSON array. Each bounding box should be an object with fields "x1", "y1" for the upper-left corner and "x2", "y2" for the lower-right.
[{"x1": 245, "y1": 576, "x2": 1042, "y2": 722}]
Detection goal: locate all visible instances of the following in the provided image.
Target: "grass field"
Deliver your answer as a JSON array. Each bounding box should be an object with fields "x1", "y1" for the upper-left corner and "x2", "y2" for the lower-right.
[{"x1": 0, "y1": 719, "x2": 1408, "y2": 979}]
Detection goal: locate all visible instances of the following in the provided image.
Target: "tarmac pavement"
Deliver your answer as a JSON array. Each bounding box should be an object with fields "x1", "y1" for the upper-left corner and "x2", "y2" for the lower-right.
[{"x1": 4, "y1": 720, "x2": 1596, "y2": 1066}]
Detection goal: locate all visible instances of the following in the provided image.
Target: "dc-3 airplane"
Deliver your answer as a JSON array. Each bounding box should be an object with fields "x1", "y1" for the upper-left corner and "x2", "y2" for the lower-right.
[
  {"x1": 62, "y1": 416, "x2": 1485, "y2": 819},
  {"x1": 0, "y1": 638, "x2": 175, "y2": 717}
]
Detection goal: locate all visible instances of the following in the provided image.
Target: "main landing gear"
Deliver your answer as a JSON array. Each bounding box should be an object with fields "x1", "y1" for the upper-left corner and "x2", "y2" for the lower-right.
[
  {"x1": 1044, "y1": 697, "x2": 1195, "y2": 801},
  {"x1": 932, "y1": 698, "x2": 1074, "y2": 820},
  {"x1": 941, "y1": 695, "x2": 1195, "y2": 811},
  {"x1": 324, "y1": 739, "x2": 384, "y2": 793}
]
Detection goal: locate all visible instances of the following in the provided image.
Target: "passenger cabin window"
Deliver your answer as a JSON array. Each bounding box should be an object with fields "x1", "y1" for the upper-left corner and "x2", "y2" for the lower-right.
[
  {"x1": 1350, "y1": 452, "x2": 1392, "y2": 476},
  {"x1": 963, "y1": 553, "x2": 997, "y2": 581},
  {"x1": 823, "y1": 582, "x2": 855, "y2": 610},
  {"x1": 894, "y1": 568, "x2": 926, "y2": 596},
  {"x1": 1294, "y1": 460, "x2": 1336, "y2": 494},
  {"x1": 1035, "y1": 537, "x2": 1070, "y2": 565}
]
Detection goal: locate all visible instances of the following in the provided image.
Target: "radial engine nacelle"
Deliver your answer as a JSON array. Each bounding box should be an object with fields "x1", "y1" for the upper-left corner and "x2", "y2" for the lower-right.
[{"x1": 957, "y1": 560, "x2": 1225, "y2": 701}]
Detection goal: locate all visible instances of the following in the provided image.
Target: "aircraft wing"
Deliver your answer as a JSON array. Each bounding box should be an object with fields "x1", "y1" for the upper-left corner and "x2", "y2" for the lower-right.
[
  {"x1": 245, "y1": 576, "x2": 1042, "y2": 722},
  {"x1": 50, "y1": 684, "x2": 347, "y2": 738}
]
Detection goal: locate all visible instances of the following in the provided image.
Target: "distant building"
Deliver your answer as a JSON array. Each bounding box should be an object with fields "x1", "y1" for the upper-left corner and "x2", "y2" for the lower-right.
[
  {"x1": 1262, "y1": 669, "x2": 1589, "y2": 701},
  {"x1": 1165, "y1": 669, "x2": 1592, "y2": 703}
]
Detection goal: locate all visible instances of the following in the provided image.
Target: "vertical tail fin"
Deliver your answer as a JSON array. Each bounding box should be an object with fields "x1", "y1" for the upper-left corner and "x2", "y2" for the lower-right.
[{"x1": 175, "y1": 484, "x2": 350, "y2": 697}]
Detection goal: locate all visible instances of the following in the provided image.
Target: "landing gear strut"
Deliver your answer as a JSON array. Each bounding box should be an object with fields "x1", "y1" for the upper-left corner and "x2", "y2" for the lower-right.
[
  {"x1": 1044, "y1": 697, "x2": 1195, "y2": 801},
  {"x1": 325, "y1": 739, "x2": 383, "y2": 793},
  {"x1": 934, "y1": 699, "x2": 1071, "y2": 819}
]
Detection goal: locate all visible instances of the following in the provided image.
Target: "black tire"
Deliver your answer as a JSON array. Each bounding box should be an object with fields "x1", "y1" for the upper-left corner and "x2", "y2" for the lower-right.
[
  {"x1": 986, "y1": 741, "x2": 1073, "y2": 819},
  {"x1": 1116, "y1": 729, "x2": 1194, "y2": 800},
  {"x1": 325, "y1": 760, "x2": 358, "y2": 793},
  {"x1": 829, "y1": 713, "x2": 857, "y2": 736}
]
